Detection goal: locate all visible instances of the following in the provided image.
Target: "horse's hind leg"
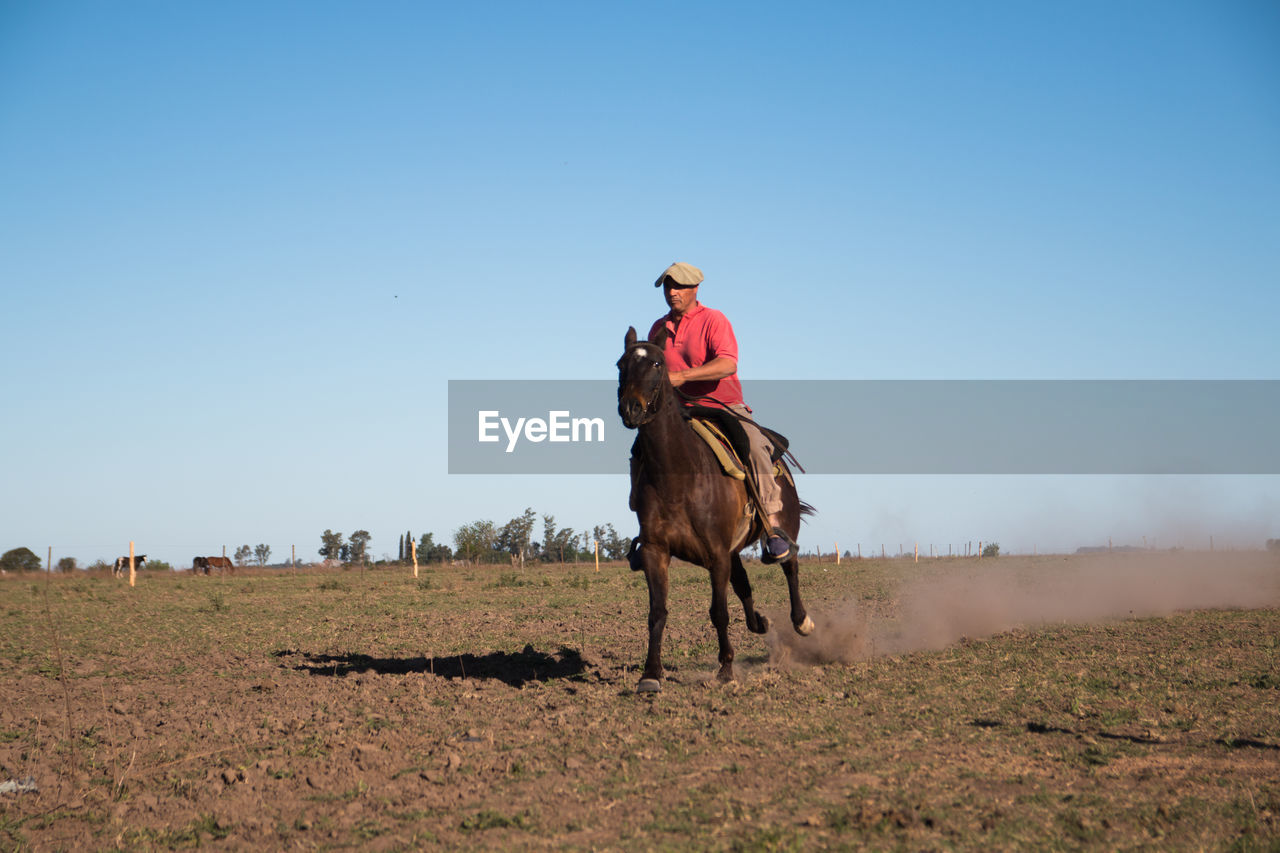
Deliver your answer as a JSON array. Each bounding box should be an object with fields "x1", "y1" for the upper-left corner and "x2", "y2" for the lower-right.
[
  {"x1": 781, "y1": 554, "x2": 815, "y2": 636},
  {"x1": 730, "y1": 553, "x2": 770, "y2": 634},
  {"x1": 637, "y1": 545, "x2": 671, "y2": 693},
  {"x1": 708, "y1": 555, "x2": 736, "y2": 682}
]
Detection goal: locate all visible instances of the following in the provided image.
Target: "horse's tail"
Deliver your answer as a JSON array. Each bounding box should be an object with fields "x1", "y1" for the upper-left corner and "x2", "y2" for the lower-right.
[{"x1": 785, "y1": 449, "x2": 805, "y2": 474}]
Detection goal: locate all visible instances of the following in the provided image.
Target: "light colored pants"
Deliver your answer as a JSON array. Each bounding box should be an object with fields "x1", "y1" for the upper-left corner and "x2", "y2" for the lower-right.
[{"x1": 729, "y1": 404, "x2": 784, "y2": 516}]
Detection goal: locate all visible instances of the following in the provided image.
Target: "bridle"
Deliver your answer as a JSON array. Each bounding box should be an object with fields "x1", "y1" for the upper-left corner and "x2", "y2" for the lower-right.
[{"x1": 618, "y1": 341, "x2": 668, "y2": 425}]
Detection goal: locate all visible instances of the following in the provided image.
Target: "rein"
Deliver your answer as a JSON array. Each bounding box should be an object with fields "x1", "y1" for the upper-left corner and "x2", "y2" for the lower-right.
[
  {"x1": 674, "y1": 387, "x2": 805, "y2": 474},
  {"x1": 624, "y1": 337, "x2": 805, "y2": 473}
]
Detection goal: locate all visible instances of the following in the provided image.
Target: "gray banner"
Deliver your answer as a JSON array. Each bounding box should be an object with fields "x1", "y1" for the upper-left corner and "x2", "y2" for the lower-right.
[{"x1": 448, "y1": 380, "x2": 1280, "y2": 474}]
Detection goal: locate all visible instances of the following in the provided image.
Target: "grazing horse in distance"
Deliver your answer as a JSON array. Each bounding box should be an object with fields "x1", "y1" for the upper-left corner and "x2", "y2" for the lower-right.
[
  {"x1": 618, "y1": 326, "x2": 814, "y2": 693},
  {"x1": 193, "y1": 556, "x2": 233, "y2": 575},
  {"x1": 112, "y1": 555, "x2": 147, "y2": 578}
]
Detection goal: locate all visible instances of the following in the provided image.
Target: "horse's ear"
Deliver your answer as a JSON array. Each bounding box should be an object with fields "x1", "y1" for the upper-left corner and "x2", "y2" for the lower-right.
[
  {"x1": 625, "y1": 326, "x2": 637, "y2": 349},
  {"x1": 652, "y1": 325, "x2": 669, "y2": 349}
]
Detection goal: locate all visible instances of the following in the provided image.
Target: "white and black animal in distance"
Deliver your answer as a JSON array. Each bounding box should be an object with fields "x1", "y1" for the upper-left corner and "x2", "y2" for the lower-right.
[{"x1": 112, "y1": 554, "x2": 147, "y2": 578}]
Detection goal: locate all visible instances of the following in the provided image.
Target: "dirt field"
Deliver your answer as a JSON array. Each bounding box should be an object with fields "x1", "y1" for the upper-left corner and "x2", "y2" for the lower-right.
[{"x1": 2, "y1": 551, "x2": 1278, "y2": 850}]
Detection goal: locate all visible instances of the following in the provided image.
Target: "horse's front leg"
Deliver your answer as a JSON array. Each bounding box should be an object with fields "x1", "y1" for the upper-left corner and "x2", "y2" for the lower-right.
[
  {"x1": 729, "y1": 552, "x2": 770, "y2": 635},
  {"x1": 638, "y1": 544, "x2": 671, "y2": 693},
  {"x1": 781, "y1": 553, "x2": 815, "y2": 636},
  {"x1": 708, "y1": 555, "x2": 736, "y2": 681}
]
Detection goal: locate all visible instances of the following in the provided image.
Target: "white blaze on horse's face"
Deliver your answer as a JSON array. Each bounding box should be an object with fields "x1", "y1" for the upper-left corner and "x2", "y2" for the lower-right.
[{"x1": 634, "y1": 347, "x2": 647, "y2": 358}]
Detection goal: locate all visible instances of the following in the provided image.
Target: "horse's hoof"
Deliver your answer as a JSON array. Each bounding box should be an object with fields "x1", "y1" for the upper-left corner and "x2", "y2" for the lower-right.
[
  {"x1": 752, "y1": 613, "x2": 771, "y2": 635},
  {"x1": 795, "y1": 615, "x2": 815, "y2": 636},
  {"x1": 636, "y1": 678, "x2": 662, "y2": 694}
]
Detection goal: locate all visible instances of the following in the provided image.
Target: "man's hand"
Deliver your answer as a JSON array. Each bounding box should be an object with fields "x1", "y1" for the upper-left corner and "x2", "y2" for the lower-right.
[{"x1": 667, "y1": 357, "x2": 736, "y2": 388}]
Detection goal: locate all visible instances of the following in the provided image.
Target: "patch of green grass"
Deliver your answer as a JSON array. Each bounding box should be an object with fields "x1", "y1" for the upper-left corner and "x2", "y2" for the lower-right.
[
  {"x1": 460, "y1": 809, "x2": 532, "y2": 831},
  {"x1": 202, "y1": 591, "x2": 229, "y2": 613},
  {"x1": 293, "y1": 734, "x2": 330, "y2": 759},
  {"x1": 486, "y1": 573, "x2": 533, "y2": 589},
  {"x1": 1099, "y1": 707, "x2": 1139, "y2": 727},
  {"x1": 307, "y1": 780, "x2": 369, "y2": 804},
  {"x1": 0, "y1": 814, "x2": 27, "y2": 848},
  {"x1": 119, "y1": 813, "x2": 231, "y2": 848},
  {"x1": 1079, "y1": 745, "x2": 1115, "y2": 767},
  {"x1": 1250, "y1": 672, "x2": 1280, "y2": 690},
  {"x1": 727, "y1": 825, "x2": 808, "y2": 852},
  {"x1": 341, "y1": 780, "x2": 369, "y2": 800}
]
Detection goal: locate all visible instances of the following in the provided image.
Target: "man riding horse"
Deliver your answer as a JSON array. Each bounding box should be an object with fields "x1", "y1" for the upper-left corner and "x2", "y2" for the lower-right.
[
  {"x1": 619, "y1": 262, "x2": 813, "y2": 692},
  {"x1": 636, "y1": 261, "x2": 792, "y2": 562}
]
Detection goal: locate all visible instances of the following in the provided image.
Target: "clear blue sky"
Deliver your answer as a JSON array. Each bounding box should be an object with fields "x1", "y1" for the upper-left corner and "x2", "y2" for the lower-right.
[{"x1": 3, "y1": 1, "x2": 1277, "y2": 567}]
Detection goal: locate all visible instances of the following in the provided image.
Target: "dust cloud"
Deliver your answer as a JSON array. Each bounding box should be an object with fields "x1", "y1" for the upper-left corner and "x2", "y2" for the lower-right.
[{"x1": 767, "y1": 550, "x2": 1280, "y2": 667}]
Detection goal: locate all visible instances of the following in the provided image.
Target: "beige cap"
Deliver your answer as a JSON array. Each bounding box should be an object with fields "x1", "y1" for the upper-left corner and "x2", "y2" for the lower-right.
[{"x1": 654, "y1": 262, "x2": 704, "y2": 288}]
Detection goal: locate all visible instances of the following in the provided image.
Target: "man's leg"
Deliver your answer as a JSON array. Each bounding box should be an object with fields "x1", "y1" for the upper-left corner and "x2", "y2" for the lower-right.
[
  {"x1": 729, "y1": 405, "x2": 791, "y2": 561},
  {"x1": 629, "y1": 453, "x2": 639, "y2": 512}
]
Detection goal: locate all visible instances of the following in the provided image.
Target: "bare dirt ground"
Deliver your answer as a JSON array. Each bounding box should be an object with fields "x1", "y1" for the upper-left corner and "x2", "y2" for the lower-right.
[{"x1": 2, "y1": 550, "x2": 1278, "y2": 850}]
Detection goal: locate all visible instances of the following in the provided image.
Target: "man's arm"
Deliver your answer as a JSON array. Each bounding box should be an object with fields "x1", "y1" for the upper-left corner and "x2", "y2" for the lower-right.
[{"x1": 670, "y1": 357, "x2": 736, "y2": 388}]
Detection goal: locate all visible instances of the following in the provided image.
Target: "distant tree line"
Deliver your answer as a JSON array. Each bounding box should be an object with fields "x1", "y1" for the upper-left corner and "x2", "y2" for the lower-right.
[
  {"x1": 0, "y1": 548, "x2": 41, "y2": 573},
  {"x1": 318, "y1": 530, "x2": 372, "y2": 563},
  {"x1": 0, "y1": 549, "x2": 173, "y2": 573},
  {"x1": 231, "y1": 544, "x2": 273, "y2": 567},
  {"x1": 452, "y1": 508, "x2": 630, "y2": 565},
  {"x1": 312, "y1": 509, "x2": 631, "y2": 568}
]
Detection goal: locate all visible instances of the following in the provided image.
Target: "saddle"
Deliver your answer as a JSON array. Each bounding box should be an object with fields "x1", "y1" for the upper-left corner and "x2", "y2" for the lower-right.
[
  {"x1": 685, "y1": 408, "x2": 800, "y2": 560},
  {"x1": 626, "y1": 408, "x2": 803, "y2": 569},
  {"x1": 686, "y1": 399, "x2": 793, "y2": 461},
  {"x1": 683, "y1": 405, "x2": 797, "y2": 487}
]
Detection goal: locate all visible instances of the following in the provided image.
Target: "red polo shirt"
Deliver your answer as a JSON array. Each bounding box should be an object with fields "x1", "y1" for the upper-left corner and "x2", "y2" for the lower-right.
[{"x1": 648, "y1": 302, "x2": 745, "y2": 408}]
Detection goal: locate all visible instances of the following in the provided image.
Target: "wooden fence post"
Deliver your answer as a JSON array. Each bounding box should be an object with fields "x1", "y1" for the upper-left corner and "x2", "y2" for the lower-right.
[
  {"x1": 412, "y1": 541, "x2": 419, "y2": 578},
  {"x1": 129, "y1": 540, "x2": 136, "y2": 587}
]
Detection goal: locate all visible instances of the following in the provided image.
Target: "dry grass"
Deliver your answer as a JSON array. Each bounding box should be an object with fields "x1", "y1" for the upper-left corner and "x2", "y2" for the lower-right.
[{"x1": 0, "y1": 552, "x2": 1277, "y2": 849}]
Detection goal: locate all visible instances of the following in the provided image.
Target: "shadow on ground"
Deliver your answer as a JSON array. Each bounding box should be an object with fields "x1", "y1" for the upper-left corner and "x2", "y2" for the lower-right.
[{"x1": 275, "y1": 644, "x2": 588, "y2": 687}]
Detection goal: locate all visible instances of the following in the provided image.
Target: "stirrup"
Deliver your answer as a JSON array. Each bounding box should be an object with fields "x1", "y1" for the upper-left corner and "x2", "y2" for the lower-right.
[
  {"x1": 627, "y1": 537, "x2": 644, "y2": 571},
  {"x1": 761, "y1": 527, "x2": 794, "y2": 564}
]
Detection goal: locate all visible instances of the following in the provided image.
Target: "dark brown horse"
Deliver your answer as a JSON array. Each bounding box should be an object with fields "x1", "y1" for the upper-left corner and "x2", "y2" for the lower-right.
[{"x1": 618, "y1": 326, "x2": 814, "y2": 693}]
